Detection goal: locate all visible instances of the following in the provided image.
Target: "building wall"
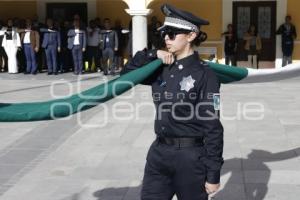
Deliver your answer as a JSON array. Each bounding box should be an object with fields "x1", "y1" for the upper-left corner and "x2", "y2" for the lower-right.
[
  {"x1": 287, "y1": 0, "x2": 300, "y2": 59},
  {"x1": 97, "y1": 0, "x2": 130, "y2": 27},
  {"x1": 96, "y1": 0, "x2": 300, "y2": 61},
  {"x1": 37, "y1": 0, "x2": 97, "y2": 23},
  {"x1": 0, "y1": 1, "x2": 37, "y2": 21},
  {"x1": 96, "y1": 0, "x2": 223, "y2": 57}
]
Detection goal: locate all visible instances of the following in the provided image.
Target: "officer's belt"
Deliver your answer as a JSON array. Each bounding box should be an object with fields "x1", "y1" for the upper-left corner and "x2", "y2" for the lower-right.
[{"x1": 157, "y1": 137, "x2": 204, "y2": 148}]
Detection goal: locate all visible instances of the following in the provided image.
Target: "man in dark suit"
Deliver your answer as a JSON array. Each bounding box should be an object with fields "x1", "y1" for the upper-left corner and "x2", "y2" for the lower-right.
[
  {"x1": 67, "y1": 19, "x2": 87, "y2": 75},
  {"x1": 100, "y1": 18, "x2": 118, "y2": 75},
  {"x1": 41, "y1": 18, "x2": 61, "y2": 75},
  {"x1": 276, "y1": 15, "x2": 297, "y2": 67}
]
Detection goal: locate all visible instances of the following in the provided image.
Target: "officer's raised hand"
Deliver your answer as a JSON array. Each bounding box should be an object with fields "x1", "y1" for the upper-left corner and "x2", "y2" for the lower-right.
[{"x1": 157, "y1": 50, "x2": 174, "y2": 64}]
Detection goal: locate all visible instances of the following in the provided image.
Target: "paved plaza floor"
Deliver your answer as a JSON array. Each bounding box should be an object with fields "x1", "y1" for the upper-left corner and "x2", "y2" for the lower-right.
[{"x1": 0, "y1": 71, "x2": 300, "y2": 200}]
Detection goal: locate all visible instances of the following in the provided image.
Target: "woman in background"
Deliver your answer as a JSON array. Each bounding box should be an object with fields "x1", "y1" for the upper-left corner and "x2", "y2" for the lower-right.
[{"x1": 244, "y1": 24, "x2": 262, "y2": 69}]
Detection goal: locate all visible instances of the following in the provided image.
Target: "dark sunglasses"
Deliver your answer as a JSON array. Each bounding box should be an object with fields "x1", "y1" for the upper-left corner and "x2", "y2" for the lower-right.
[{"x1": 160, "y1": 29, "x2": 191, "y2": 40}]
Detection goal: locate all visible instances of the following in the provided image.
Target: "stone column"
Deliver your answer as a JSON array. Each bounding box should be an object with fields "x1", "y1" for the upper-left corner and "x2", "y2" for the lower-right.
[{"x1": 126, "y1": 9, "x2": 152, "y2": 55}]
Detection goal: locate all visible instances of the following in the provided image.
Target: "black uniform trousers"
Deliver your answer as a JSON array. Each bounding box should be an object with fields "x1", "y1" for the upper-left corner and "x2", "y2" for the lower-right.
[{"x1": 141, "y1": 139, "x2": 208, "y2": 200}]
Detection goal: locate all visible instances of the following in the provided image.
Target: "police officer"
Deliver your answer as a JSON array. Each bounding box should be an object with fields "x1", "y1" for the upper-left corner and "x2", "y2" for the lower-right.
[{"x1": 121, "y1": 4, "x2": 224, "y2": 200}]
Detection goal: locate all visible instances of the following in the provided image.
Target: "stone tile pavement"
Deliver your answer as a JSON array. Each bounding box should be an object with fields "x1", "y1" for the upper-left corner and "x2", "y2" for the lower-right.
[{"x1": 0, "y1": 72, "x2": 299, "y2": 200}]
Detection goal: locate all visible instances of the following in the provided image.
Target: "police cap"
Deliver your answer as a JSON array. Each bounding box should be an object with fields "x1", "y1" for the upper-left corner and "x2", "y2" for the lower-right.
[{"x1": 158, "y1": 4, "x2": 209, "y2": 33}]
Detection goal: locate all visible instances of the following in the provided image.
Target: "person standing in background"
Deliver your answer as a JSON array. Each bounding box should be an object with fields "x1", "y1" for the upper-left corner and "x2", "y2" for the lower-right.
[
  {"x1": 1, "y1": 19, "x2": 21, "y2": 74},
  {"x1": 125, "y1": 20, "x2": 133, "y2": 59},
  {"x1": 222, "y1": 24, "x2": 237, "y2": 66},
  {"x1": 33, "y1": 19, "x2": 46, "y2": 73},
  {"x1": 244, "y1": 24, "x2": 262, "y2": 69},
  {"x1": 276, "y1": 15, "x2": 297, "y2": 67},
  {"x1": 68, "y1": 19, "x2": 87, "y2": 75},
  {"x1": 95, "y1": 17, "x2": 103, "y2": 72},
  {"x1": 20, "y1": 19, "x2": 40, "y2": 74},
  {"x1": 59, "y1": 20, "x2": 72, "y2": 73},
  {"x1": 0, "y1": 20, "x2": 8, "y2": 72},
  {"x1": 100, "y1": 18, "x2": 118, "y2": 75},
  {"x1": 114, "y1": 19, "x2": 125, "y2": 72},
  {"x1": 16, "y1": 18, "x2": 26, "y2": 73},
  {"x1": 148, "y1": 16, "x2": 159, "y2": 49},
  {"x1": 86, "y1": 20, "x2": 101, "y2": 73},
  {"x1": 41, "y1": 18, "x2": 61, "y2": 75},
  {"x1": 148, "y1": 17, "x2": 165, "y2": 49}
]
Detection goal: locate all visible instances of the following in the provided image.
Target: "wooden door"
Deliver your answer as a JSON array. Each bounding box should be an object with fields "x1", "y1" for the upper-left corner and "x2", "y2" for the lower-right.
[
  {"x1": 233, "y1": 1, "x2": 276, "y2": 61},
  {"x1": 46, "y1": 3, "x2": 88, "y2": 24}
]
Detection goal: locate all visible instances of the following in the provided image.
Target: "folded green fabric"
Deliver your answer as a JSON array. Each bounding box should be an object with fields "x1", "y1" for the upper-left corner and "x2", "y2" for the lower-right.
[
  {"x1": 207, "y1": 62, "x2": 248, "y2": 83},
  {"x1": 2, "y1": 58, "x2": 299, "y2": 122},
  {"x1": 0, "y1": 59, "x2": 163, "y2": 122}
]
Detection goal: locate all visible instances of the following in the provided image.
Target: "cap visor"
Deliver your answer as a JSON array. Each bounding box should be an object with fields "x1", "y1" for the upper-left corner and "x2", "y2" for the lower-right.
[{"x1": 157, "y1": 25, "x2": 167, "y2": 31}]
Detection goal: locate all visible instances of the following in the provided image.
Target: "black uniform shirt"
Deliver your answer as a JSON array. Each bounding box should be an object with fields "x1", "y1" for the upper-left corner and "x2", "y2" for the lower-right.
[{"x1": 122, "y1": 49, "x2": 224, "y2": 184}]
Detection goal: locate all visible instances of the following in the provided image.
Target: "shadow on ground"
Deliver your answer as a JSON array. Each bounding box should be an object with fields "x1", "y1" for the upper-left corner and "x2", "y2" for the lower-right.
[{"x1": 92, "y1": 147, "x2": 300, "y2": 200}]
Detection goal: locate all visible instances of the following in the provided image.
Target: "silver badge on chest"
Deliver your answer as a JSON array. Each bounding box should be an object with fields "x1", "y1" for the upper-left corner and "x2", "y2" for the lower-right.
[{"x1": 179, "y1": 75, "x2": 195, "y2": 92}]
